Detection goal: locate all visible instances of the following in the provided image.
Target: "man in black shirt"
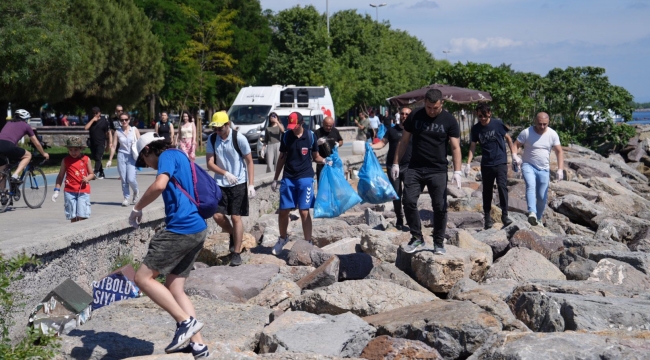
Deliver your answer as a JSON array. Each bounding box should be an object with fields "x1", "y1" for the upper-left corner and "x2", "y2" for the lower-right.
[
  {"x1": 466, "y1": 103, "x2": 515, "y2": 229},
  {"x1": 315, "y1": 116, "x2": 344, "y2": 183},
  {"x1": 392, "y1": 89, "x2": 463, "y2": 255},
  {"x1": 372, "y1": 106, "x2": 412, "y2": 230},
  {"x1": 84, "y1": 106, "x2": 112, "y2": 179}
]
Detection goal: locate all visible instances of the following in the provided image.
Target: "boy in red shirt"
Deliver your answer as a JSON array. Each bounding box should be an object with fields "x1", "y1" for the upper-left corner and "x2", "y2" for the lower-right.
[{"x1": 52, "y1": 137, "x2": 95, "y2": 222}]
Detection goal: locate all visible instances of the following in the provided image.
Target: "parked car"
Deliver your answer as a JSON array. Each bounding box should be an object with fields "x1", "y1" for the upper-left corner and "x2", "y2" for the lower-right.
[
  {"x1": 68, "y1": 115, "x2": 80, "y2": 126},
  {"x1": 29, "y1": 118, "x2": 43, "y2": 127}
]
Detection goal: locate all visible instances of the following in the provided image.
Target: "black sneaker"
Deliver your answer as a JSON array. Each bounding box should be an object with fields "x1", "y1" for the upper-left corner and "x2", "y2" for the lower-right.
[
  {"x1": 229, "y1": 233, "x2": 235, "y2": 253},
  {"x1": 433, "y1": 243, "x2": 446, "y2": 255},
  {"x1": 177, "y1": 342, "x2": 210, "y2": 359},
  {"x1": 402, "y1": 236, "x2": 424, "y2": 254},
  {"x1": 97, "y1": 172, "x2": 105, "y2": 179},
  {"x1": 502, "y1": 216, "x2": 513, "y2": 227},
  {"x1": 9, "y1": 177, "x2": 22, "y2": 185},
  {"x1": 165, "y1": 317, "x2": 204, "y2": 353},
  {"x1": 230, "y1": 253, "x2": 242, "y2": 266},
  {"x1": 484, "y1": 215, "x2": 494, "y2": 230}
]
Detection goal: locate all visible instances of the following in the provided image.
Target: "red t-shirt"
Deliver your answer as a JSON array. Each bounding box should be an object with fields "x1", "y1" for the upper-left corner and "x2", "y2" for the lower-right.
[{"x1": 64, "y1": 155, "x2": 91, "y2": 194}]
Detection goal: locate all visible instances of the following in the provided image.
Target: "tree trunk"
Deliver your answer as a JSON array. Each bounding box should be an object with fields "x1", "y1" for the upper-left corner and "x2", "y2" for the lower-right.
[{"x1": 149, "y1": 95, "x2": 156, "y2": 128}]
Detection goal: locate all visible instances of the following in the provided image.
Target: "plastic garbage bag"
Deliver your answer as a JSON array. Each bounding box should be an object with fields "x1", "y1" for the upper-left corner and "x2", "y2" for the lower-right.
[
  {"x1": 315, "y1": 150, "x2": 362, "y2": 218},
  {"x1": 377, "y1": 123, "x2": 387, "y2": 140},
  {"x1": 357, "y1": 142, "x2": 399, "y2": 204}
]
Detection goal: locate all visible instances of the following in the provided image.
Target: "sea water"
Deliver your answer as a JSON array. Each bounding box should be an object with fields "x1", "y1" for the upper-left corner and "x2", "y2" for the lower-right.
[{"x1": 627, "y1": 111, "x2": 650, "y2": 125}]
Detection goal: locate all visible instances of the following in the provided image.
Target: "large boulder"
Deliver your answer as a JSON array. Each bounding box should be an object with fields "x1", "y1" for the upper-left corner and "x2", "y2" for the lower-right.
[
  {"x1": 291, "y1": 279, "x2": 437, "y2": 317},
  {"x1": 287, "y1": 240, "x2": 334, "y2": 267},
  {"x1": 258, "y1": 311, "x2": 375, "y2": 358},
  {"x1": 185, "y1": 264, "x2": 279, "y2": 303},
  {"x1": 448, "y1": 278, "x2": 519, "y2": 302},
  {"x1": 549, "y1": 181, "x2": 599, "y2": 201},
  {"x1": 594, "y1": 218, "x2": 634, "y2": 243},
  {"x1": 296, "y1": 256, "x2": 340, "y2": 290},
  {"x1": 512, "y1": 292, "x2": 650, "y2": 332},
  {"x1": 364, "y1": 300, "x2": 504, "y2": 360},
  {"x1": 446, "y1": 212, "x2": 485, "y2": 229},
  {"x1": 360, "y1": 336, "x2": 443, "y2": 360},
  {"x1": 548, "y1": 194, "x2": 607, "y2": 229},
  {"x1": 196, "y1": 233, "x2": 232, "y2": 266},
  {"x1": 247, "y1": 278, "x2": 301, "y2": 311},
  {"x1": 509, "y1": 279, "x2": 650, "y2": 300},
  {"x1": 448, "y1": 286, "x2": 529, "y2": 332},
  {"x1": 60, "y1": 297, "x2": 272, "y2": 358},
  {"x1": 508, "y1": 229, "x2": 563, "y2": 260},
  {"x1": 448, "y1": 230, "x2": 494, "y2": 265},
  {"x1": 365, "y1": 263, "x2": 432, "y2": 294},
  {"x1": 337, "y1": 253, "x2": 382, "y2": 280},
  {"x1": 321, "y1": 237, "x2": 361, "y2": 255},
  {"x1": 587, "y1": 258, "x2": 650, "y2": 288},
  {"x1": 396, "y1": 245, "x2": 490, "y2": 293},
  {"x1": 310, "y1": 219, "x2": 366, "y2": 247},
  {"x1": 586, "y1": 250, "x2": 650, "y2": 274},
  {"x1": 359, "y1": 229, "x2": 410, "y2": 263},
  {"x1": 485, "y1": 248, "x2": 565, "y2": 282},
  {"x1": 468, "y1": 331, "x2": 650, "y2": 360},
  {"x1": 472, "y1": 228, "x2": 510, "y2": 258},
  {"x1": 565, "y1": 158, "x2": 621, "y2": 178}
]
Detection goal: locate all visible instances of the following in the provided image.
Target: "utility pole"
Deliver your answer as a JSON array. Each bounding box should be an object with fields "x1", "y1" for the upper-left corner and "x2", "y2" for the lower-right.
[
  {"x1": 443, "y1": 50, "x2": 450, "y2": 60},
  {"x1": 369, "y1": 3, "x2": 387, "y2": 22},
  {"x1": 327, "y1": 0, "x2": 330, "y2": 50}
]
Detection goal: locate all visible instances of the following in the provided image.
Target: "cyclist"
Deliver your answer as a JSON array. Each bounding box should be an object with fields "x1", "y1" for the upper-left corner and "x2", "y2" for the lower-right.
[{"x1": 0, "y1": 109, "x2": 50, "y2": 184}]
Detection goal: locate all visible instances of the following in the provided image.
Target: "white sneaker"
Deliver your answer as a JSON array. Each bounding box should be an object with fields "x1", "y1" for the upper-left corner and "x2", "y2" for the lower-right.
[
  {"x1": 527, "y1": 212, "x2": 538, "y2": 226},
  {"x1": 131, "y1": 190, "x2": 140, "y2": 205},
  {"x1": 122, "y1": 198, "x2": 130, "y2": 207},
  {"x1": 271, "y1": 236, "x2": 289, "y2": 255}
]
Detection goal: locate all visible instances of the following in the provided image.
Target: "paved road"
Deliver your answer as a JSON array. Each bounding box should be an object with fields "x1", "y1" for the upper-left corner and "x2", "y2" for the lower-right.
[{"x1": 1, "y1": 144, "x2": 360, "y2": 251}]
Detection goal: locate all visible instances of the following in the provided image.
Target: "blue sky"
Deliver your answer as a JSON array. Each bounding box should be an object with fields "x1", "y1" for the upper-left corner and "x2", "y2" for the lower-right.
[{"x1": 260, "y1": 0, "x2": 650, "y2": 102}]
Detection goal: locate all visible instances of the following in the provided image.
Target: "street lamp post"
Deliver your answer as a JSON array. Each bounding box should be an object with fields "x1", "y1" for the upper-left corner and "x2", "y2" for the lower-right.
[
  {"x1": 443, "y1": 50, "x2": 451, "y2": 60},
  {"x1": 369, "y1": 3, "x2": 387, "y2": 22},
  {"x1": 326, "y1": 0, "x2": 330, "y2": 36}
]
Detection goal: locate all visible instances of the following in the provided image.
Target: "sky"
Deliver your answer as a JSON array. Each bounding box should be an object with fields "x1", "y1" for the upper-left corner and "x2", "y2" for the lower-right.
[{"x1": 260, "y1": 0, "x2": 650, "y2": 102}]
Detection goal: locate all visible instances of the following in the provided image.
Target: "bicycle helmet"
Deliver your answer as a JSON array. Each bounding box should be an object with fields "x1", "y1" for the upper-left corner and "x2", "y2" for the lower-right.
[{"x1": 14, "y1": 109, "x2": 31, "y2": 121}]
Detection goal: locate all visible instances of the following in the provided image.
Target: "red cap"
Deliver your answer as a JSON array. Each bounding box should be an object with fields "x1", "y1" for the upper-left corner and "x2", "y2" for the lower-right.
[{"x1": 287, "y1": 112, "x2": 303, "y2": 130}]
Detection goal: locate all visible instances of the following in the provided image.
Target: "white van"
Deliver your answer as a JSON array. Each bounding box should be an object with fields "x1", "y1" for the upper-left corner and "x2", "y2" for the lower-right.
[
  {"x1": 256, "y1": 107, "x2": 325, "y2": 164},
  {"x1": 227, "y1": 85, "x2": 335, "y2": 155}
]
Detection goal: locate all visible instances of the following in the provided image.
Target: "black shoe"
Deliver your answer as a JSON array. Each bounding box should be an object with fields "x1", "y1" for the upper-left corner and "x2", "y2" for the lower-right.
[
  {"x1": 502, "y1": 216, "x2": 513, "y2": 227},
  {"x1": 402, "y1": 236, "x2": 424, "y2": 254},
  {"x1": 97, "y1": 172, "x2": 105, "y2": 179},
  {"x1": 174, "y1": 342, "x2": 210, "y2": 359},
  {"x1": 484, "y1": 215, "x2": 494, "y2": 230},
  {"x1": 9, "y1": 177, "x2": 22, "y2": 185},
  {"x1": 165, "y1": 317, "x2": 204, "y2": 353},
  {"x1": 433, "y1": 243, "x2": 446, "y2": 255},
  {"x1": 229, "y1": 234, "x2": 235, "y2": 253},
  {"x1": 395, "y1": 219, "x2": 404, "y2": 231},
  {"x1": 230, "y1": 253, "x2": 242, "y2": 266}
]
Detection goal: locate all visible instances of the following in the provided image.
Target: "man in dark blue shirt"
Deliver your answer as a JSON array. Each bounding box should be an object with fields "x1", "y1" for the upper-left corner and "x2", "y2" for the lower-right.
[
  {"x1": 466, "y1": 103, "x2": 516, "y2": 229},
  {"x1": 271, "y1": 112, "x2": 327, "y2": 255}
]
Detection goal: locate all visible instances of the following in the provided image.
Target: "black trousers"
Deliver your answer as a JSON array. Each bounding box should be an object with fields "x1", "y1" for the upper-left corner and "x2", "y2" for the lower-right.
[
  {"x1": 90, "y1": 141, "x2": 105, "y2": 174},
  {"x1": 402, "y1": 168, "x2": 447, "y2": 244},
  {"x1": 481, "y1": 164, "x2": 509, "y2": 218},
  {"x1": 387, "y1": 166, "x2": 405, "y2": 224}
]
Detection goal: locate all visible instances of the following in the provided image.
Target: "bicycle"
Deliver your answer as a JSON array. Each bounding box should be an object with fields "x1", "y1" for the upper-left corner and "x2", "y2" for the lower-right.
[{"x1": 0, "y1": 154, "x2": 48, "y2": 213}]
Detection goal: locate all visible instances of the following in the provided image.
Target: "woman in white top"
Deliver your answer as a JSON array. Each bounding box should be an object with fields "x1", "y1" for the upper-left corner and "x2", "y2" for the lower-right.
[
  {"x1": 176, "y1": 110, "x2": 197, "y2": 161},
  {"x1": 107, "y1": 112, "x2": 141, "y2": 206}
]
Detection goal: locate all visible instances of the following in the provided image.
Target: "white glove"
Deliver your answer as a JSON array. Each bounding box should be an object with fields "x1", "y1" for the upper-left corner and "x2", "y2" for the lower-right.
[
  {"x1": 463, "y1": 163, "x2": 470, "y2": 177},
  {"x1": 317, "y1": 137, "x2": 327, "y2": 145},
  {"x1": 322, "y1": 158, "x2": 333, "y2": 166},
  {"x1": 512, "y1": 154, "x2": 522, "y2": 165},
  {"x1": 334, "y1": 142, "x2": 339, "y2": 149},
  {"x1": 51, "y1": 189, "x2": 60, "y2": 202},
  {"x1": 106, "y1": 160, "x2": 112, "y2": 168},
  {"x1": 129, "y1": 208, "x2": 143, "y2": 229},
  {"x1": 224, "y1": 172, "x2": 238, "y2": 185},
  {"x1": 557, "y1": 169, "x2": 564, "y2": 181},
  {"x1": 271, "y1": 180, "x2": 279, "y2": 192},
  {"x1": 248, "y1": 185, "x2": 256, "y2": 198},
  {"x1": 453, "y1": 171, "x2": 463, "y2": 189},
  {"x1": 390, "y1": 164, "x2": 400, "y2": 180}
]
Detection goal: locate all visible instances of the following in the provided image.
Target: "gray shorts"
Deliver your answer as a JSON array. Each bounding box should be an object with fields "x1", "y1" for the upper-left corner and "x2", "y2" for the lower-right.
[{"x1": 142, "y1": 229, "x2": 207, "y2": 277}]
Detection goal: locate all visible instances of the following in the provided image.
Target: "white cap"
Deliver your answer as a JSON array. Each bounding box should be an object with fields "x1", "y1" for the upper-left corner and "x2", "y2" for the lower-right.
[{"x1": 135, "y1": 132, "x2": 165, "y2": 167}]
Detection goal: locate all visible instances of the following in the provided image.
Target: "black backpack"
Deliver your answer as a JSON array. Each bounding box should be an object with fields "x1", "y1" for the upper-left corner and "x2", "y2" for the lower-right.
[{"x1": 209, "y1": 130, "x2": 243, "y2": 164}]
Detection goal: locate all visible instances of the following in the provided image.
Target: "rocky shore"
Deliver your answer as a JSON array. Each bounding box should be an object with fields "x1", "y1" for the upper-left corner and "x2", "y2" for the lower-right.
[{"x1": 56, "y1": 136, "x2": 650, "y2": 359}]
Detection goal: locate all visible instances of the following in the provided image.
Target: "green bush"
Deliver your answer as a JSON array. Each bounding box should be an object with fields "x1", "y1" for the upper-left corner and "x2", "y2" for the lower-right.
[
  {"x1": 556, "y1": 120, "x2": 635, "y2": 155},
  {"x1": 0, "y1": 253, "x2": 60, "y2": 359}
]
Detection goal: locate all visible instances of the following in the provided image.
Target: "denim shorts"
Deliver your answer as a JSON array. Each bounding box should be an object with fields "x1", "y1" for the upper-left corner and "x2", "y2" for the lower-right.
[
  {"x1": 64, "y1": 192, "x2": 91, "y2": 220},
  {"x1": 280, "y1": 177, "x2": 315, "y2": 210}
]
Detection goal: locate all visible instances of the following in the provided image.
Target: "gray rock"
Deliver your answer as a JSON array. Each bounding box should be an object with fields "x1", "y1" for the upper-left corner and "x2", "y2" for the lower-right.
[
  {"x1": 287, "y1": 240, "x2": 317, "y2": 266},
  {"x1": 485, "y1": 248, "x2": 566, "y2": 282},
  {"x1": 311, "y1": 219, "x2": 366, "y2": 247},
  {"x1": 364, "y1": 208, "x2": 387, "y2": 230},
  {"x1": 509, "y1": 279, "x2": 650, "y2": 301},
  {"x1": 365, "y1": 263, "x2": 432, "y2": 294},
  {"x1": 508, "y1": 229, "x2": 563, "y2": 259},
  {"x1": 247, "y1": 278, "x2": 301, "y2": 311},
  {"x1": 196, "y1": 233, "x2": 232, "y2": 266},
  {"x1": 448, "y1": 278, "x2": 519, "y2": 302},
  {"x1": 468, "y1": 331, "x2": 650, "y2": 360},
  {"x1": 594, "y1": 218, "x2": 634, "y2": 243},
  {"x1": 604, "y1": 155, "x2": 649, "y2": 183},
  {"x1": 360, "y1": 336, "x2": 443, "y2": 360},
  {"x1": 548, "y1": 194, "x2": 606, "y2": 229},
  {"x1": 279, "y1": 266, "x2": 316, "y2": 283},
  {"x1": 588, "y1": 258, "x2": 650, "y2": 288},
  {"x1": 359, "y1": 229, "x2": 410, "y2": 263},
  {"x1": 364, "y1": 300, "x2": 504, "y2": 360},
  {"x1": 630, "y1": 237, "x2": 650, "y2": 252},
  {"x1": 259, "y1": 353, "x2": 361, "y2": 360},
  {"x1": 450, "y1": 287, "x2": 529, "y2": 332},
  {"x1": 60, "y1": 297, "x2": 271, "y2": 358},
  {"x1": 185, "y1": 264, "x2": 280, "y2": 302},
  {"x1": 587, "y1": 250, "x2": 650, "y2": 274},
  {"x1": 549, "y1": 181, "x2": 599, "y2": 201},
  {"x1": 512, "y1": 292, "x2": 650, "y2": 332},
  {"x1": 473, "y1": 228, "x2": 510, "y2": 258},
  {"x1": 321, "y1": 237, "x2": 360, "y2": 255},
  {"x1": 337, "y1": 253, "x2": 381, "y2": 280},
  {"x1": 565, "y1": 158, "x2": 621, "y2": 178},
  {"x1": 259, "y1": 311, "x2": 375, "y2": 358},
  {"x1": 296, "y1": 256, "x2": 340, "y2": 290},
  {"x1": 251, "y1": 214, "x2": 280, "y2": 245},
  {"x1": 291, "y1": 279, "x2": 437, "y2": 317},
  {"x1": 563, "y1": 256, "x2": 597, "y2": 280},
  {"x1": 447, "y1": 212, "x2": 485, "y2": 229},
  {"x1": 449, "y1": 230, "x2": 494, "y2": 266},
  {"x1": 560, "y1": 235, "x2": 630, "y2": 257}
]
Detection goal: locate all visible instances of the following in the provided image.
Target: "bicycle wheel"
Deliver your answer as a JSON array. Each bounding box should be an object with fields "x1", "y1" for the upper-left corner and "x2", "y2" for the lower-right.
[
  {"x1": 22, "y1": 167, "x2": 47, "y2": 209},
  {"x1": 0, "y1": 171, "x2": 11, "y2": 213}
]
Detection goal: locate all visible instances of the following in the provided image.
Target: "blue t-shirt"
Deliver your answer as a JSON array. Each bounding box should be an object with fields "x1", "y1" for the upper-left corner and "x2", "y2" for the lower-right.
[
  {"x1": 206, "y1": 130, "x2": 251, "y2": 187},
  {"x1": 279, "y1": 129, "x2": 318, "y2": 179},
  {"x1": 157, "y1": 150, "x2": 207, "y2": 234},
  {"x1": 470, "y1": 119, "x2": 509, "y2": 166}
]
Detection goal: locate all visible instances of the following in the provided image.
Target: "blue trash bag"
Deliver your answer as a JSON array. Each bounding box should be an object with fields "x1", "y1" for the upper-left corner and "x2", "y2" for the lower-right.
[
  {"x1": 377, "y1": 123, "x2": 387, "y2": 139},
  {"x1": 330, "y1": 146, "x2": 344, "y2": 174},
  {"x1": 315, "y1": 154, "x2": 362, "y2": 218},
  {"x1": 357, "y1": 142, "x2": 399, "y2": 204}
]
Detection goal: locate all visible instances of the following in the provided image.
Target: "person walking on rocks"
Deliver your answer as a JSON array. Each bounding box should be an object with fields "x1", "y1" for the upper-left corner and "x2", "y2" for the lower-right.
[
  {"x1": 512, "y1": 112, "x2": 564, "y2": 226},
  {"x1": 372, "y1": 106, "x2": 412, "y2": 230},
  {"x1": 392, "y1": 89, "x2": 462, "y2": 255},
  {"x1": 206, "y1": 111, "x2": 256, "y2": 267},
  {"x1": 106, "y1": 112, "x2": 141, "y2": 206},
  {"x1": 465, "y1": 103, "x2": 515, "y2": 229},
  {"x1": 129, "y1": 132, "x2": 209, "y2": 358},
  {"x1": 84, "y1": 107, "x2": 112, "y2": 179},
  {"x1": 271, "y1": 112, "x2": 328, "y2": 255},
  {"x1": 52, "y1": 137, "x2": 94, "y2": 222},
  {"x1": 315, "y1": 116, "x2": 343, "y2": 183}
]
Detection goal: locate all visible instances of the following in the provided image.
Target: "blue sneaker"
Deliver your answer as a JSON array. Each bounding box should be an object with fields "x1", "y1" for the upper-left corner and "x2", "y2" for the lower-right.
[
  {"x1": 402, "y1": 236, "x2": 424, "y2": 254},
  {"x1": 433, "y1": 243, "x2": 446, "y2": 255},
  {"x1": 165, "y1": 317, "x2": 204, "y2": 353}
]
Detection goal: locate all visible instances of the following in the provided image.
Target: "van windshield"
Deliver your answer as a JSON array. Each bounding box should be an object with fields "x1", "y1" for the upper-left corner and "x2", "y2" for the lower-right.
[{"x1": 228, "y1": 105, "x2": 271, "y2": 125}]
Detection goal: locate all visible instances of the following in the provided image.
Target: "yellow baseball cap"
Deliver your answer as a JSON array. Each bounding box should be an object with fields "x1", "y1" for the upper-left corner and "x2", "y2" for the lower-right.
[{"x1": 210, "y1": 111, "x2": 229, "y2": 127}]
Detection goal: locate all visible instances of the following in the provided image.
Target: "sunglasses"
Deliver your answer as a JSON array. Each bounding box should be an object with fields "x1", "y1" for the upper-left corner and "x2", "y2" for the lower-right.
[
  {"x1": 400, "y1": 112, "x2": 409, "y2": 116},
  {"x1": 120, "y1": 119, "x2": 129, "y2": 122},
  {"x1": 213, "y1": 124, "x2": 228, "y2": 131}
]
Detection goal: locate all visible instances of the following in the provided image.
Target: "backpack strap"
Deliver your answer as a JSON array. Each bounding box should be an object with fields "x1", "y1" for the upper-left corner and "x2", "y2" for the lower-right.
[
  {"x1": 169, "y1": 149, "x2": 200, "y2": 207},
  {"x1": 210, "y1": 133, "x2": 218, "y2": 164},
  {"x1": 231, "y1": 130, "x2": 243, "y2": 159}
]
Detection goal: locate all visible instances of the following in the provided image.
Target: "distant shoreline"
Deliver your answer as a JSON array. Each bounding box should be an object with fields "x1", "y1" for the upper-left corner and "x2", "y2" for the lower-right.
[{"x1": 636, "y1": 108, "x2": 650, "y2": 112}]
